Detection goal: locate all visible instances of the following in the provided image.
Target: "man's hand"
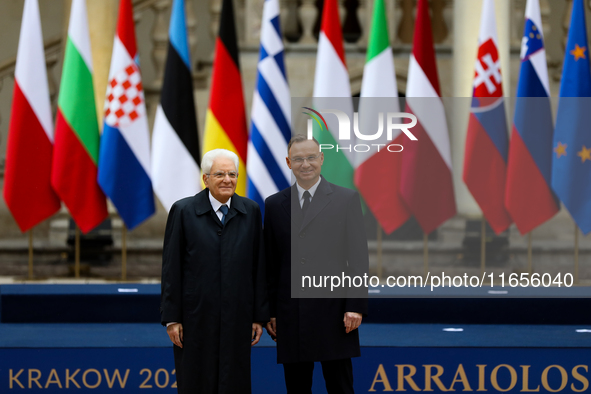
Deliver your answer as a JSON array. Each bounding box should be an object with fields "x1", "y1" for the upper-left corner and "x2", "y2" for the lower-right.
[
  {"x1": 265, "y1": 317, "x2": 277, "y2": 342},
  {"x1": 343, "y1": 312, "x2": 362, "y2": 333},
  {"x1": 167, "y1": 323, "x2": 183, "y2": 348},
  {"x1": 251, "y1": 323, "x2": 263, "y2": 346}
]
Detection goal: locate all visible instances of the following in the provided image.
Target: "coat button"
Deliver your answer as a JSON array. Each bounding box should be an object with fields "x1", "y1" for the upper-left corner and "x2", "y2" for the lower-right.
[
  {"x1": 299, "y1": 232, "x2": 306, "y2": 238},
  {"x1": 217, "y1": 230, "x2": 222, "y2": 236},
  {"x1": 301, "y1": 258, "x2": 306, "y2": 265}
]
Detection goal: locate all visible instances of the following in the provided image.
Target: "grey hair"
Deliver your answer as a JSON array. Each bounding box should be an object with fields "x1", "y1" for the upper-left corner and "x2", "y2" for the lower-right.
[{"x1": 202, "y1": 149, "x2": 240, "y2": 174}]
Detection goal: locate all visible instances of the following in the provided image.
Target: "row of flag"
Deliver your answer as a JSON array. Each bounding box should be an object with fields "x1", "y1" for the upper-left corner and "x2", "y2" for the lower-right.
[
  {"x1": 3, "y1": 0, "x2": 590, "y2": 239},
  {"x1": 464, "y1": 0, "x2": 591, "y2": 237},
  {"x1": 3, "y1": 0, "x2": 200, "y2": 234}
]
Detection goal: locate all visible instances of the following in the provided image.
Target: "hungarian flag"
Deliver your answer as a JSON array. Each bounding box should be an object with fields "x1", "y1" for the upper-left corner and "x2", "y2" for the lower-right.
[
  {"x1": 505, "y1": 0, "x2": 558, "y2": 234},
  {"x1": 463, "y1": 0, "x2": 512, "y2": 235},
  {"x1": 3, "y1": 0, "x2": 61, "y2": 232},
  {"x1": 313, "y1": 0, "x2": 355, "y2": 190},
  {"x1": 355, "y1": 0, "x2": 410, "y2": 234},
  {"x1": 402, "y1": 0, "x2": 456, "y2": 234},
  {"x1": 203, "y1": 0, "x2": 248, "y2": 195},
  {"x1": 51, "y1": 0, "x2": 108, "y2": 233},
  {"x1": 98, "y1": 0, "x2": 155, "y2": 229}
]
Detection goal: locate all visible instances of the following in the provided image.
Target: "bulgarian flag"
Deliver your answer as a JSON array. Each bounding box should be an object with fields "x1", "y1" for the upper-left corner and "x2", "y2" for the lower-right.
[
  {"x1": 3, "y1": 0, "x2": 61, "y2": 232},
  {"x1": 202, "y1": 0, "x2": 248, "y2": 195},
  {"x1": 313, "y1": 0, "x2": 355, "y2": 190},
  {"x1": 402, "y1": 0, "x2": 456, "y2": 234},
  {"x1": 51, "y1": 0, "x2": 108, "y2": 233},
  {"x1": 355, "y1": 0, "x2": 410, "y2": 234}
]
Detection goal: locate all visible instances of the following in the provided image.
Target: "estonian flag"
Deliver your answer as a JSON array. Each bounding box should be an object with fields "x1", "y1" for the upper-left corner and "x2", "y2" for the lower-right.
[{"x1": 152, "y1": 0, "x2": 202, "y2": 211}]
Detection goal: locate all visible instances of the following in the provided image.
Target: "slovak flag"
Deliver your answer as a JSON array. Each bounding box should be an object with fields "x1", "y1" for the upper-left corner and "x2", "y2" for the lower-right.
[
  {"x1": 463, "y1": 0, "x2": 512, "y2": 235},
  {"x1": 98, "y1": 0, "x2": 155, "y2": 229}
]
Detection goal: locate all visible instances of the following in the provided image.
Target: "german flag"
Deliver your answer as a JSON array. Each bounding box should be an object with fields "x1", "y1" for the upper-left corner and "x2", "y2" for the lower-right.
[{"x1": 203, "y1": 0, "x2": 248, "y2": 195}]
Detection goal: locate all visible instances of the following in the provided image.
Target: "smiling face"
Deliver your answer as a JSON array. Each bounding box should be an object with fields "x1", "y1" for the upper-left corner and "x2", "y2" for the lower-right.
[
  {"x1": 202, "y1": 157, "x2": 238, "y2": 203},
  {"x1": 286, "y1": 139, "x2": 324, "y2": 189}
]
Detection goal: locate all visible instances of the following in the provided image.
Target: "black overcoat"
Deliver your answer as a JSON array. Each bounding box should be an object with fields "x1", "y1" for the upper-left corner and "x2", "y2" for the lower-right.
[
  {"x1": 264, "y1": 177, "x2": 369, "y2": 364},
  {"x1": 160, "y1": 189, "x2": 269, "y2": 394}
]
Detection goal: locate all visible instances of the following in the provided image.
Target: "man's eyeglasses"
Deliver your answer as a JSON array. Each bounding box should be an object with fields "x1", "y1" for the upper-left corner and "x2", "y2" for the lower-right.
[
  {"x1": 291, "y1": 154, "x2": 321, "y2": 164},
  {"x1": 206, "y1": 171, "x2": 238, "y2": 179}
]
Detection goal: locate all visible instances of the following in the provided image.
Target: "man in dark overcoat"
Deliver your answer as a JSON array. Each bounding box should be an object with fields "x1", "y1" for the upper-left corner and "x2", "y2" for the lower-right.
[
  {"x1": 160, "y1": 148, "x2": 269, "y2": 394},
  {"x1": 264, "y1": 135, "x2": 369, "y2": 393}
]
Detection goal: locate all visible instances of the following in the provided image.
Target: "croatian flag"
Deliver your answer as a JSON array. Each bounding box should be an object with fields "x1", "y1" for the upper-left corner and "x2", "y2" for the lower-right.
[
  {"x1": 505, "y1": 0, "x2": 558, "y2": 234},
  {"x1": 247, "y1": 0, "x2": 291, "y2": 217},
  {"x1": 98, "y1": 0, "x2": 155, "y2": 229},
  {"x1": 463, "y1": 0, "x2": 512, "y2": 235}
]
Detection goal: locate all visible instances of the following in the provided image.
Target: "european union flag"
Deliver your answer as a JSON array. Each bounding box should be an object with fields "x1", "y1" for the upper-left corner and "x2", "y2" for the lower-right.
[{"x1": 552, "y1": 0, "x2": 591, "y2": 234}]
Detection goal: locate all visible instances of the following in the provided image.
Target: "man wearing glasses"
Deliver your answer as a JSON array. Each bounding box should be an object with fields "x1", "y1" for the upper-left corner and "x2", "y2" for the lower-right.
[
  {"x1": 264, "y1": 135, "x2": 369, "y2": 393},
  {"x1": 160, "y1": 149, "x2": 269, "y2": 394}
]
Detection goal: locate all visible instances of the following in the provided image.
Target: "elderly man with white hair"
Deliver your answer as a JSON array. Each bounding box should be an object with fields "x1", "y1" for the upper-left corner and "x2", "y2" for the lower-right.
[{"x1": 160, "y1": 148, "x2": 269, "y2": 394}]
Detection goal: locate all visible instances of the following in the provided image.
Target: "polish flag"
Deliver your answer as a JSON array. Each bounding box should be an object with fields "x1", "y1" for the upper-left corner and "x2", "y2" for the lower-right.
[
  {"x1": 3, "y1": 0, "x2": 61, "y2": 232},
  {"x1": 402, "y1": 0, "x2": 456, "y2": 234}
]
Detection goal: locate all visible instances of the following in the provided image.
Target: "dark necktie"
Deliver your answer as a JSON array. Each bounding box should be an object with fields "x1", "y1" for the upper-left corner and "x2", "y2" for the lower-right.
[
  {"x1": 302, "y1": 191, "x2": 311, "y2": 216},
  {"x1": 220, "y1": 205, "x2": 229, "y2": 225}
]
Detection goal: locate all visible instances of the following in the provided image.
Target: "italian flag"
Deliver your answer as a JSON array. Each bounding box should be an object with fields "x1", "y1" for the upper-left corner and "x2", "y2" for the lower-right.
[
  {"x1": 354, "y1": 0, "x2": 410, "y2": 234},
  {"x1": 313, "y1": 0, "x2": 355, "y2": 190},
  {"x1": 51, "y1": 0, "x2": 108, "y2": 233},
  {"x1": 3, "y1": 0, "x2": 61, "y2": 232}
]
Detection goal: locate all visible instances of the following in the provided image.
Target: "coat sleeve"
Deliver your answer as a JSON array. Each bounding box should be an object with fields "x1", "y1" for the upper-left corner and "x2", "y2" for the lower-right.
[
  {"x1": 252, "y1": 204, "x2": 270, "y2": 323},
  {"x1": 160, "y1": 202, "x2": 185, "y2": 326},
  {"x1": 344, "y1": 191, "x2": 369, "y2": 315},
  {"x1": 263, "y1": 199, "x2": 278, "y2": 317}
]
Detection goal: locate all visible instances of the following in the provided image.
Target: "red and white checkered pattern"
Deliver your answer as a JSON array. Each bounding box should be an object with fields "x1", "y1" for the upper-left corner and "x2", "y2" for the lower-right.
[{"x1": 104, "y1": 64, "x2": 145, "y2": 127}]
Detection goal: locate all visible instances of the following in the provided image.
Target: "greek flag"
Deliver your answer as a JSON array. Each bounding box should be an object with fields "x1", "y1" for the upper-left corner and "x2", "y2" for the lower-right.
[{"x1": 247, "y1": 0, "x2": 291, "y2": 217}]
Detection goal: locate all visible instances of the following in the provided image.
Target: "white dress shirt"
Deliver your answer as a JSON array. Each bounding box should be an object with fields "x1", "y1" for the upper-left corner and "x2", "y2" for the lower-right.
[
  {"x1": 209, "y1": 192, "x2": 232, "y2": 222},
  {"x1": 296, "y1": 177, "x2": 321, "y2": 208}
]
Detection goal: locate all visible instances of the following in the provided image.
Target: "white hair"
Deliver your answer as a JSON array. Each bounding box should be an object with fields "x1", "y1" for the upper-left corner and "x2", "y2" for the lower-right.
[{"x1": 202, "y1": 149, "x2": 239, "y2": 174}]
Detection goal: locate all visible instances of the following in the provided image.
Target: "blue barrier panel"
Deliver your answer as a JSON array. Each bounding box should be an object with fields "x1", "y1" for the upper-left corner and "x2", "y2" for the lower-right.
[
  {"x1": 1, "y1": 323, "x2": 591, "y2": 393},
  {"x1": 2, "y1": 346, "x2": 591, "y2": 392}
]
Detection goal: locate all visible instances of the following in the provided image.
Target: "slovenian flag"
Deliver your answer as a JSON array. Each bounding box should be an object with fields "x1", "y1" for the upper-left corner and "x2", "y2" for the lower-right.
[
  {"x1": 505, "y1": 0, "x2": 558, "y2": 234},
  {"x1": 463, "y1": 0, "x2": 512, "y2": 235},
  {"x1": 152, "y1": 0, "x2": 201, "y2": 212},
  {"x1": 355, "y1": 0, "x2": 410, "y2": 234},
  {"x1": 3, "y1": 0, "x2": 61, "y2": 232},
  {"x1": 52, "y1": 0, "x2": 108, "y2": 233},
  {"x1": 402, "y1": 0, "x2": 456, "y2": 234},
  {"x1": 247, "y1": 0, "x2": 291, "y2": 216},
  {"x1": 98, "y1": 0, "x2": 155, "y2": 229},
  {"x1": 552, "y1": 0, "x2": 591, "y2": 234}
]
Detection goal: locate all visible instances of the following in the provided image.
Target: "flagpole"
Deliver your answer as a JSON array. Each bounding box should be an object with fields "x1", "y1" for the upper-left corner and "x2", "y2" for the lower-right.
[
  {"x1": 28, "y1": 230, "x2": 34, "y2": 280},
  {"x1": 75, "y1": 225, "x2": 80, "y2": 279},
  {"x1": 423, "y1": 232, "x2": 429, "y2": 278},
  {"x1": 122, "y1": 224, "x2": 127, "y2": 281},
  {"x1": 480, "y1": 217, "x2": 486, "y2": 278},
  {"x1": 527, "y1": 232, "x2": 533, "y2": 276},
  {"x1": 376, "y1": 223, "x2": 383, "y2": 279},
  {"x1": 574, "y1": 223, "x2": 579, "y2": 285}
]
